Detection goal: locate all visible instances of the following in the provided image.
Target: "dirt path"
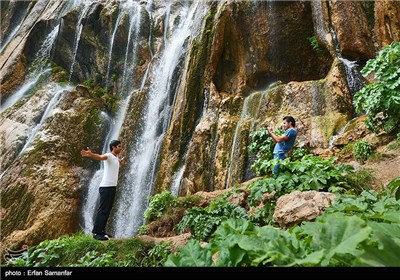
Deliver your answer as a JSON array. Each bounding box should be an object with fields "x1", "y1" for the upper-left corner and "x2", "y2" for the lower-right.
[{"x1": 361, "y1": 144, "x2": 400, "y2": 190}]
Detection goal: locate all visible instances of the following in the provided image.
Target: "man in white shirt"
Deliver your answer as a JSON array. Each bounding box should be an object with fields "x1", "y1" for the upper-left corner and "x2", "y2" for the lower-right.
[{"x1": 81, "y1": 140, "x2": 125, "y2": 241}]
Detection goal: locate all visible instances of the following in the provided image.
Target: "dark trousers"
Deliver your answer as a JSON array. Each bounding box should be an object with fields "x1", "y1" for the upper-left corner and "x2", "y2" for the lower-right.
[
  {"x1": 273, "y1": 153, "x2": 287, "y2": 176},
  {"x1": 92, "y1": 186, "x2": 116, "y2": 235}
]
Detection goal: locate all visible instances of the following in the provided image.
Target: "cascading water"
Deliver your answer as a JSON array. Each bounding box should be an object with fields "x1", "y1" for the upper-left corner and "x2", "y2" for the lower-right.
[
  {"x1": 225, "y1": 92, "x2": 264, "y2": 188},
  {"x1": 80, "y1": 0, "x2": 145, "y2": 234},
  {"x1": 0, "y1": 5, "x2": 30, "y2": 53},
  {"x1": 18, "y1": 84, "x2": 73, "y2": 156},
  {"x1": 105, "y1": 8, "x2": 124, "y2": 85},
  {"x1": 68, "y1": 2, "x2": 92, "y2": 81},
  {"x1": 312, "y1": 0, "x2": 365, "y2": 144},
  {"x1": 111, "y1": 1, "x2": 209, "y2": 237},
  {"x1": 0, "y1": 24, "x2": 60, "y2": 113},
  {"x1": 312, "y1": 0, "x2": 365, "y2": 95},
  {"x1": 120, "y1": 2, "x2": 142, "y2": 97},
  {"x1": 0, "y1": 83, "x2": 73, "y2": 180}
]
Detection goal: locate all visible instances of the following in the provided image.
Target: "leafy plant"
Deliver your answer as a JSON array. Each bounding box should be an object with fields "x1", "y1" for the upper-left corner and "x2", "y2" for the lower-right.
[
  {"x1": 166, "y1": 186, "x2": 400, "y2": 267},
  {"x1": 175, "y1": 198, "x2": 248, "y2": 241},
  {"x1": 387, "y1": 177, "x2": 400, "y2": 200},
  {"x1": 353, "y1": 41, "x2": 400, "y2": 134},
  {"x1": 352, "y1": 140, "x2": 373, "y2": 163},
  {"x1": 144, "y1": 191, "x2": 178, "y2": 223},
  {"x1": 249, "y1": 154, "x2": 354, "y2": 200},
  {"x1": 76, "y1": 251, "x2": 116, "y2": 267},
  {"x1": 143, "y1": 242, "x2": 173, "y2": 267},
  {"x1": 308, "y1": 35, "x2": 321, "y2": 51},
  {"x1": 291, "y1": 147, "x2": 309, "y2": 161},
  {"x1": 248, "y1": 127, "x2": 284, "y2": 175}
]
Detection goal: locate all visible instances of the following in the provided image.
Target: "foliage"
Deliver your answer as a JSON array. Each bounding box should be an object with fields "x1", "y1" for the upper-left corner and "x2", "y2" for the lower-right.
[
  {"x1": 352, "y1": 140, "x2": 373, "y2": 163},
  {"x1": 387, "y1": 177, "x2": 400, "y2": 200},
  {"x1": 353, "y1": 41, "x2": 400, "y2": 134},
  {"x1": 345, "y1": 168, "x2": 375, "y2": 194},
  {"x1": 81, "y1": 79, "x2": 120, "y2": 114},
  {"x1": 308, "y1": 35, "x2": 321, "y2": 51},
  {"x1": 175, "y1": 198, "x2": 248, "y2": 241},
  {"x1": 142, "y1": 242, "x2": 173, "y2": 267},
  {"x1": 248, "y1": 127, "x2": 284, "y2": 175},
  {"x1": 51, "y1": 65, "x2": 68, "y2": 82},
  {"x1": 165, "y1": 186, "x2": 400, "y2": 267},
  {"x1": 291, "y1": 147, "x2": 309, "y2": 161},
  {"x1": 165, "y1": 239, "x2": 213, "y2": 267},
  {"x1": 3, "y1": 232, "x2": 165, "y2": 267},
  {"x1": 249, "y1": 154, "x2": 354, "y2": 204},
  {"x1": 144, "y1": 191, "x2": 178, "y2": 223},
  {"x1": 75, "y1": 251, "x2": 116, "y2": 267}
]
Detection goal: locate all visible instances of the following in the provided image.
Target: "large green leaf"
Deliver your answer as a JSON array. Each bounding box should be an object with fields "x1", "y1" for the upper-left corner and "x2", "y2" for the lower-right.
[
  {"x1": 164, "y1": 239, "x2": 212, "y2": 267},
  {"x1": 356, "y1": 232, "x2": 400, "y2": 266},
  {"x1": 367, "y1": 222, "x2": 400, "y2": 246},
  {"x1": 300, "y1": 214, "x2": 371, "y2": 266}
]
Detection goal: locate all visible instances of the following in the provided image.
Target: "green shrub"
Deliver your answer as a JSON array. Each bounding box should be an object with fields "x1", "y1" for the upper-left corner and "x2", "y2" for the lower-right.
[
  {"x1": 308, "y1": 35, "x2": 321, "y2": 51},
  {"x1": 248, "y1": 127, "x2": 284, "y2": 175},
  {"x1": 353, "y1": 141, "x2": 373, "y2": 163},
  {"x1": 144, "y1": 191, "x2": 177, "y2": 223},
  {"x1": 353, "y1": 41, "x2": 400, "y2": 134},
  {"x1": 175, "y1": 198, "x2": 248, "y2": 241}
]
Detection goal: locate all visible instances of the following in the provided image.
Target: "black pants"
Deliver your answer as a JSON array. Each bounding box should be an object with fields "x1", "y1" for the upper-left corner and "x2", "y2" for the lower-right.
[{"x1": 92, "y1": 186, "x2": 116, "y2": 235}]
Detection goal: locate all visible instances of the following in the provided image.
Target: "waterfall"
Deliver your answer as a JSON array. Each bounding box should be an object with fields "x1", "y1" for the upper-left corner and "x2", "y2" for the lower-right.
[
  {"x1": 0, "y1": 6, "x2": 30, "y2": 53},
  {"x1": 110, "y1": 1, "x2": 209, "y2": 237},
  {"x1": 328, "y1": 120, "x2": 351, "y2": 148},
  {"x1": 80, "y1": 0, "x2": 144, "y2": 235},
  {"x1": 225, "y1": 92, "x2": 264, "y2": 188},
  {"x1": 68, "y1": 2, "x2": 92, "y2": 81},
  {"x1": 120, "y1": 1, "x2": 142, "y2": 97},
  {"x1": 105, "y1": 8, "x2": 124, "y2": 85},
  {"x1": 0, "y1": 84, "x2": 73, "y2": 180},
  {"x1": 311, "y1": 0, "x2": 330, "y2": 49},
  {"x1": 19, "y1": 84, "x2": 73, "y2": 155},
  {"x1": 339, "y1": 57, "x2": 365, "y2": 95},
  {"x1": 170, "y1": 165, "x2": 184, "y2": 197},
  {"x1": 0, "y1": 24, "x2": 60, "y2": 112},
  {"x1": 311, "y1": 0, "x2": 365, "y2": 95}
]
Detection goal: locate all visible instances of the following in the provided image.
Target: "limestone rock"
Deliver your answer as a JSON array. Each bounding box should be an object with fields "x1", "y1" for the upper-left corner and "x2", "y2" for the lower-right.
[{"x1": 273, "y1": 190, "x2": 336, "y2": 228}]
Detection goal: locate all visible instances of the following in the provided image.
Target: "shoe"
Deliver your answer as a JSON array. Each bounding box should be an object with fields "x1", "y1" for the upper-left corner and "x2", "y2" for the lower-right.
[
  {"x1": 100, "y1": 231, "x2": 113, "y2": 238},
  {"x1": 93, "y1": 234, "x2": 109, "y2": 241}
]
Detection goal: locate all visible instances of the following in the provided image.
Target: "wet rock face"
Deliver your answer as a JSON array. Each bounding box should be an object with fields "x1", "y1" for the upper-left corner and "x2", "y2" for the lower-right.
[
  {"x1": 0, "y1": 86, "x2": 54, "y2": 174},
  {"x1": 210, "y1": 1, "x2": 332, "y2": 94},
  {"x1": 0, "y1": 85, "x2": 107, "y2": 257},
  {"x1": 374, "y1": 0, "x2": 400, "y2": 48},
  {"x1": 330, "y1": 0, "x2": 375, "y2": 60}
]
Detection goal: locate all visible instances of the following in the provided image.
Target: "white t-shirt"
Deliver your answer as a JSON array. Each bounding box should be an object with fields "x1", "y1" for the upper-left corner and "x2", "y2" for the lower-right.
[{"x1": 100, "y1": 153, "x2": 120, "y2": 187}]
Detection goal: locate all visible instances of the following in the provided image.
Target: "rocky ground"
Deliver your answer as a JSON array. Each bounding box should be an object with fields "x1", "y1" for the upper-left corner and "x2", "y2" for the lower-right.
[{"x1": 361, "y1": 143, "x2": 400, "y2": 190}]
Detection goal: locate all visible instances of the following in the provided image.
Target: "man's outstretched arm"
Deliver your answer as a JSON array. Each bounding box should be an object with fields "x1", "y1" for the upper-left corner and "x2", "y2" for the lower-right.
[{"x1": 81, "y1": 147, "x2": 108, "y2": 161}]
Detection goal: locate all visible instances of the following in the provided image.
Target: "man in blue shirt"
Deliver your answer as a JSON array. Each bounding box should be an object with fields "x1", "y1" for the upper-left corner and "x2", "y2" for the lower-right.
[{"x1": 267, "y1": 116, "x2": 297, "y2": 176}]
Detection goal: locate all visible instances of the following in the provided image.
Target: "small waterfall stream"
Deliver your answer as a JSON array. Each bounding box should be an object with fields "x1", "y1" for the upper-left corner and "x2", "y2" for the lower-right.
[
  {"x1": 0, "y1": 24, "x2": 60, "y2": 112},
  {"x1": 111, "y1": 1, "x2": 209, "y2": 237},
  {"x1": 68, "y1": 2, "x2": 92, "y2": 81},
  {"x1": 81, "y1": 0, "x2": 145, "y2": 234}
]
